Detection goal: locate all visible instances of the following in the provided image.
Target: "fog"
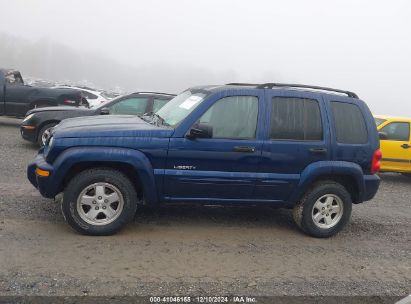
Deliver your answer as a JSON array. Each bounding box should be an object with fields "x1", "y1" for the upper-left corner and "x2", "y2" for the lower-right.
[{"x1": 0, "y1": 0, "x2": 410, "y2": 115}]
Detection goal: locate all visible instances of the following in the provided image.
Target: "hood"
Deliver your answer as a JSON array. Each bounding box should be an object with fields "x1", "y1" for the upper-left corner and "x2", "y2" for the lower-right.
[
  {"x1": 26, "y1": 105, "x2": 91, "y2": 115},
  {"x1": 53, "y1": 115, "x2": 174, "y2": 138}
]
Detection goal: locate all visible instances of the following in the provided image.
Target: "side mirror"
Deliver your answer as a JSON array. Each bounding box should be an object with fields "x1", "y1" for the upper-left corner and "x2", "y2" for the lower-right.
[
  {"x1": 378, "y1": 132, "x2": 388, "y2": 140},
  {"x1": 187, "y1": 123, "x2": 213, "y2": 139},
  {"x1": 100, "y1": 107, "x2": 110, "y2": 115}
]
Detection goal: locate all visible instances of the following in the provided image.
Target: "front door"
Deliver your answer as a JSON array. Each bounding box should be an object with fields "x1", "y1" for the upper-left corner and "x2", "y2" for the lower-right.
[
  {"x1": 164, "y1": 93, "x2": 263, "y2": 203},
  {"x1": 254, "y1": 91, "x2": 329, "y2": 202},
  {"x1": 379, "y1": 121, "x2": 411, "y2": 172}
]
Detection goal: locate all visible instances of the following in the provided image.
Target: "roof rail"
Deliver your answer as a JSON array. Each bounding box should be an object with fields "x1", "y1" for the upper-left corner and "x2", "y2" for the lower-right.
[
  {"x1": 226, "y1": 83, "x2": 260, "y2": 87},
  {"x1": 134, "y1": 91, "x2": 176, "y2": 96},
  {"x1": 225, "y1": 82, "x2": 358, "y2": 99},
  {"x1": 257, "y1": 83, "x2": 359, "y2": 98}
]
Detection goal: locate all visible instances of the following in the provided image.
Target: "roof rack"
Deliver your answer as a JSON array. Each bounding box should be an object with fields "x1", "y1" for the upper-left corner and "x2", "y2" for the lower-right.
[{"x1": 226, "y1": 82, "x2": 358, "y2": 99}]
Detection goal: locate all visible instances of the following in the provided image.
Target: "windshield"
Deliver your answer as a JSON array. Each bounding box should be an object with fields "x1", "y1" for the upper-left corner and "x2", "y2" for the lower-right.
[
  {"x1": 156, "y1": 90, "x2": 207, "y2": 127},
  {"x1": 375, "y1": 118, "x2": 386, "y2": 127}
]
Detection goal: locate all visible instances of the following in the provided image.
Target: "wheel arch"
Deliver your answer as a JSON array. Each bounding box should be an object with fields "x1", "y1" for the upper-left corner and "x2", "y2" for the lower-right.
[
  {"x1": 49, "y1": 147, "x2": 158, "y2": 205},
  {"x1": 36, "y1": 120, "x2": 61, "y2": 141},
  {"x1": 289, "y1": 161, "x2": 366, "y2": 205},
  {"x1": 63, "y1": 161, "x2": 144, "y2": 202}
]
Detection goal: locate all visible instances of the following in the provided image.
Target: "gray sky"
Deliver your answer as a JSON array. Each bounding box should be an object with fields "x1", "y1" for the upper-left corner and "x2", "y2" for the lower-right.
[{"x1": 1, "y1": 0, "x2": 410, "y2": 115}]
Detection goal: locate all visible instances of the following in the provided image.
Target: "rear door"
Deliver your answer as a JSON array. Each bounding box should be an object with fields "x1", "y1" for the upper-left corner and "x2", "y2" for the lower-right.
[
  {"x1": 378, "y1": 121, "x2": 411, "y2": 172},
  {"x1": 254, "y1": 91, "x2": 329, "y2": 202}
]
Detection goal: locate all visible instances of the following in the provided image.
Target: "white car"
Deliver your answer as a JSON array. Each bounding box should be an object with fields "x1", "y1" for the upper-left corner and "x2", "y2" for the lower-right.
[{"x1": 54, "y1": 86, "x2": 109, "y2": 107}]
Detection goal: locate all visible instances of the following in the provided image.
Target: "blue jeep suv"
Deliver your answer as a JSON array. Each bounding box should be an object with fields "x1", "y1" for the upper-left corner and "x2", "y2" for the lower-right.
[{"x1": 27, "y1": 83, "x2": 382, "y2": 237}]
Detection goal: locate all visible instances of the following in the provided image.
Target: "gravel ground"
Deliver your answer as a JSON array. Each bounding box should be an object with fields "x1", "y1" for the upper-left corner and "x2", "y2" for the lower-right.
[{"x1": 0, "y1": 117, "x2": 410, "y2": 300}]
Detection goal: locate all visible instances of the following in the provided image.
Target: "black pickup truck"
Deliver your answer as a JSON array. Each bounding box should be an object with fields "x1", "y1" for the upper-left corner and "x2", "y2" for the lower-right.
[{"x1": 0, "y1": 69, "x2": 83, "y2": 117}]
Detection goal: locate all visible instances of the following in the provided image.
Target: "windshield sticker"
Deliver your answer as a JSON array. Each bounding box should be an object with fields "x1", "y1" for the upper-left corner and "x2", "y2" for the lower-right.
[{"x1": 179, "y1": 96, "x2": 202, "y2": 110}]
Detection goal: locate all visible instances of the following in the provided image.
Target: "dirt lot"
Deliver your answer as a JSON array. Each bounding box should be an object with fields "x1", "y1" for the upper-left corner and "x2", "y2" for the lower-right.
[{"x1": 0, "y1": 117, "x2": 410, "y2": 298}]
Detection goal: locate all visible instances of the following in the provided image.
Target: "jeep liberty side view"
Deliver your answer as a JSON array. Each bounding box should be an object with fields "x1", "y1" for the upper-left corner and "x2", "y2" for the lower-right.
[{"x1": 27, "y1": 83, "x2": 382, "y2": 237}]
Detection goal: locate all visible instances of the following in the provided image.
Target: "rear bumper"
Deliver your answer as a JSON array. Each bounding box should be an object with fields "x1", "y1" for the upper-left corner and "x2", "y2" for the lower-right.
[
  {"x1": 360, "y1": 174, "x2": 381, "y2": 202},
  {"x1": 27, "y1": 153, "x2": 56, "y2": 198}
]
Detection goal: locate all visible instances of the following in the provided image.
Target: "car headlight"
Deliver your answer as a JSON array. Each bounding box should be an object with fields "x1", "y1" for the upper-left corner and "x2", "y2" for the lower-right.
[
  {"x1": 48, "y1": 136, "x2": 54, "y2": 147},
  {"x1": 22, "y1": 113, "x2": 34, "y2": 122}
]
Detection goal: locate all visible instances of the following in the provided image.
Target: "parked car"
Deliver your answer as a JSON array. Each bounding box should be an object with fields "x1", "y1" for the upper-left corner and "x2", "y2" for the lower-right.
[
  {"x1": 0, "y1": 69, "x2": 83, "y2": 117},
  {"x1": 54, "y1": 86, "x2": 109, "y2": 107},
  {"x1": 21, "y1": 91, "x2": 175, "y2": 146},
  {"x1": 375, "y1": 115, "x2": 411, "y2": 177},
  {"x1": 27, "y1": 83, "x2": 381, "y2": 237}
]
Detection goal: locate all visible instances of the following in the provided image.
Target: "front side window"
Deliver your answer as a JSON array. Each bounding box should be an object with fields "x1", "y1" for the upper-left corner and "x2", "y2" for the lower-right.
[
  {"x1": 108, "y1": 97, "x2": 148, "y2": 115},
  {"x1": 270, "y1": 97, "x2": 323, "y2": 141},
  {"x1": 379, "y1": 122, "x2": 410, "y2": 141},
  {"x1": 331, "y1": 101, "x2": 368, "y2": 144},
  {"x1": 153, "y1": 98, "x2": 169, "y2": 113},
  {"x1": 156, "y1": 91, "x2": 207, "y2": 127},
  {"x1": 197, "y1": 96, "x2": 258, "y2": 139}
]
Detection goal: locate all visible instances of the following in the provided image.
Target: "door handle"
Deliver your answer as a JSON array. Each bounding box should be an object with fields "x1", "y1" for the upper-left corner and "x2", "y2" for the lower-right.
[
  {"x1": 401, "y1": 144, "x2": 411, "y2": 149},
  {"x1": 309, "y1": 148, "x2": 327, "y2": 154},
  {"x1": 233, "y1": 146, "x2": 256, "y2": 153}
]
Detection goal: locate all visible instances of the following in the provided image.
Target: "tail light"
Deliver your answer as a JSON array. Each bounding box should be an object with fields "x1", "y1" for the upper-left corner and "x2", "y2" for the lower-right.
[
  {"x1": 371, "y1": 148, "x2": 382, "y2": 174},
  {"x1": 64, "y1": 99, "x2": 76, "y2": 105}
]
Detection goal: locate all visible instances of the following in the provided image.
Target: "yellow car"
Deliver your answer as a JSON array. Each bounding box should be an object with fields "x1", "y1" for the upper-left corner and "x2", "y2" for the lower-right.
[{"x1": 374, "y1": 115, "x2": 411, "y2": 176}]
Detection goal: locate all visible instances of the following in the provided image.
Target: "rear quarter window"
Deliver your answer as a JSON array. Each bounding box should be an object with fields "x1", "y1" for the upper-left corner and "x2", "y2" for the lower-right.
[{"x1": 331, "y1": 101, "x2": 368, "y2": 144}]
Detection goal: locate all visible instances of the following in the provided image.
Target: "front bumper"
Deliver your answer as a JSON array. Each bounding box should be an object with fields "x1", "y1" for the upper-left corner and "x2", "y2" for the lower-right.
[
  {"x1": 27, "y1": 153, "x2": 56, "y2": 198},
  {"x1": 20, "y1": 125, "x2": 37, "y2": 143}
]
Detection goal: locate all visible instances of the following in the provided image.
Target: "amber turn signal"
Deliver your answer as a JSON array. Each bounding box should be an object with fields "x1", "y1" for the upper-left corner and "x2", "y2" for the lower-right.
[{"x1": 35, "y1": 168, "x2": 50, "y2": 177}]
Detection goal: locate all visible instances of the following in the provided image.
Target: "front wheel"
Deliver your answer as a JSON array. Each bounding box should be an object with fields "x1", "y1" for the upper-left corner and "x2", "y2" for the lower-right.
[
  {"x1": 61, "y1": 168, "x2": 138, "y2": 236},
  {"x1": 293, "y1": 181, "x2": 352, "y2": 238}
]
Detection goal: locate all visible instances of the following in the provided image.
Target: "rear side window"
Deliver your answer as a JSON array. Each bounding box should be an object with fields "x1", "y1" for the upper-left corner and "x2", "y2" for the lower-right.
[
  {"x1": 331, "y1": 102, "x2": 368, "y2": 144},
  {"x1": 270, "y1": 97, "x2": 323, "y2": 141},
  {"x1": 109, "y1": 97, "x2": 148, "y2": 115},
  {"x1": 153, "y1": 98, "x2": 169, "y2": 113},
  {"x1": 379, "y1": 122, "x2": 410, "y2": 141}
]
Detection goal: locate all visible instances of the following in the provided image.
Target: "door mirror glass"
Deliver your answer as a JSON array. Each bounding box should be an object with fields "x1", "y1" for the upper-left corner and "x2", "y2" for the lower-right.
[
  {"x1": 100, "y1": 107, "x2": 110, "y2": 115},
  {"x1": 187, "y1": 123, "x2": 213, "y2": 139}
]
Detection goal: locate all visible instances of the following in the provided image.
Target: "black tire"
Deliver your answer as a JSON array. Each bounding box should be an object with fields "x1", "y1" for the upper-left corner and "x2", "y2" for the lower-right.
[
  {"x1": 292, "y1": 181, "x2": 352, "y2": 238},
  {"x1": 37, "y1": 122, "x2": 58, "y2": 146},
  {"x1": 61, "y1": 168, "x2": 138, "y2": 236}
]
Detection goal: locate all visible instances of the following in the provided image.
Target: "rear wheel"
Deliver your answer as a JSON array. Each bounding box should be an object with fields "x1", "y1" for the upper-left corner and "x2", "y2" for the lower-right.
[
  {"x1": 37, "y1": 123, "x2": 58, "y2": 146},
  {"x1": 61, "y1": 168, "x2": 138, "y2": 236},
  {"x1": 293, "y1": 181, "x2": 352, "y2": 238}
]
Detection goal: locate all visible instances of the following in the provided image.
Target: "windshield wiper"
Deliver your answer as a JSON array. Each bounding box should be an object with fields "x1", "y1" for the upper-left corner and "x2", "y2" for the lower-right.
[{"x1": 142, "y1": 112, "x2": 169, "y2": 126}]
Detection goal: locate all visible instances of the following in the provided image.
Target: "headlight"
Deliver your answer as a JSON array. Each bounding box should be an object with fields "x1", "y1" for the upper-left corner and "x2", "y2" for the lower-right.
[
  {"x1": 48, "y1": 136, "x2": 54, "y2": 147},
  {"x1": 22, "y1": 113, "x2": 34, "y2": 122}
]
